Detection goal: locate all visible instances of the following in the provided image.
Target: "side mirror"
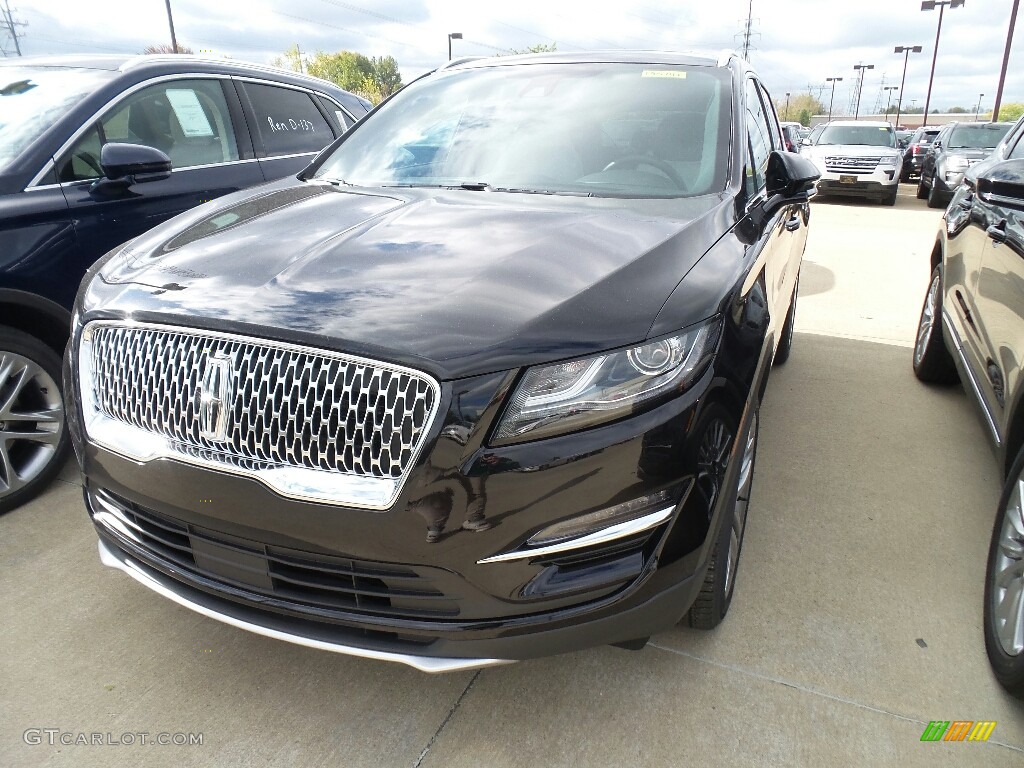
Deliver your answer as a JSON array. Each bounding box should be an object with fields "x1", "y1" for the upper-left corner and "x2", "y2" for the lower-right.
[
  {"x1": 977, "y1": 159, "x2": 1024, "y2": 209},
  {"x1": 765, "y1": 150, "x2": 820, "y2": 200},
  {"x1": 92, "y1": 142, "x2": 172, "y2": 194},
  {"x1": 800, "y1": 137, "x2": 811, "y2": 146}
]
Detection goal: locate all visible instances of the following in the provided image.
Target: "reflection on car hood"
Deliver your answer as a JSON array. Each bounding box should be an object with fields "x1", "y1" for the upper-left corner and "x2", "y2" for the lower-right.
[
  {"x1": 86, "y1": 179, "x2": 729, "y2": 380},
  {"x1": 811, "y1": 144, "x2": 899, "y2": 156}
]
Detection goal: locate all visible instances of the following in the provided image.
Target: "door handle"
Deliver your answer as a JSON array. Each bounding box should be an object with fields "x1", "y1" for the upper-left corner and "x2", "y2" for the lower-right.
[
  {"x1": 784, "y1": 214, "x2": 801, "y2": 232},
  {"x1": 987, "y1": 220, "x2": 1007, "y2": 245}
]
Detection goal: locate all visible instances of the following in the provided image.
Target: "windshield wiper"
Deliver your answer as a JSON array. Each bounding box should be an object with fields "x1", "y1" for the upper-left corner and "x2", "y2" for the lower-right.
[{"x1": 382, "y1": 181, "x2": 491, "y2": 190}]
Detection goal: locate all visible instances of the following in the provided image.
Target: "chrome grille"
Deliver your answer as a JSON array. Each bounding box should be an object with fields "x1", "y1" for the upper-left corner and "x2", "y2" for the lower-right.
[
  {"x1": 824, "y1": 155, "x2": 883, "y2": 173},
  {"x1": 88, "y1": 324, "x2": 439, "y2": 481}
]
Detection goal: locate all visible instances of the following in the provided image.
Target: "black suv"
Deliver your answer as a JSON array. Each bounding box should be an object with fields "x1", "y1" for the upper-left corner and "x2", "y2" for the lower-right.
[
  {"x1": 913, "y1": 114, "x2": 1024, "y2": 696},
  {"x1": 68, "y1": 51, "x2": 818, "y2": 671},
  {"x1": 916, "y1": 121, "x2": 1014, "y2": 208},
  {"x1": 901, "y1": 126, "x2": 940, "y2": 182},
  {"x1": 0, "y1": 55, "x2": 368, "y2": 512}
]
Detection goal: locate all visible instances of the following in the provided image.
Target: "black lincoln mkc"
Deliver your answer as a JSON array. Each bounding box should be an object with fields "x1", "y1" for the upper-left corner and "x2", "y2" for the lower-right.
[{"x1": 68, "y1": 51, "x2": 819, "y2": 671}]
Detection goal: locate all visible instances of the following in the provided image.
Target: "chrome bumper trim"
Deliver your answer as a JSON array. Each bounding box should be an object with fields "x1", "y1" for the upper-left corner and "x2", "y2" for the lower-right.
[
  {"x1": 476, "y1": 505, "x2": 675, "y2": 564},
  {"x1": 96, "y1": 538, "x2": 512, "y2": 674},
  {"x1": 941, "y1": 310, "x2": 1001, "y2": 446}
]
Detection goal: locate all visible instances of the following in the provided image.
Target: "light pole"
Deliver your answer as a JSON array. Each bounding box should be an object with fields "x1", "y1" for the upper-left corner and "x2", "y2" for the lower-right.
[
  {"x1": 883, "y1": 86, "x2": 899, "y2": 118},
  {"x1": 826, "y1": 77, "x2": 843, "y2": 121},
  {"x1": 853, "y1": 63, "x2": 874, "y2": 119},
  {"x1": 993, "y1": 0, "x2": 1019, "y2": 120},
  {"x1": 893, "y1": 45, "x2": 922, "y2": 128},
  {"x1": 164, "y1": 0, "x2": 179, "y2": 53},
  {"x1": 975, "y1": 93, "x2": 984, "y2": 121},
  {"x1": 920, "y1": 0, "x2": 965, "y2": 127},
  {"x1": 447, "y1": 32, "x2": 462, "y2": 61},
  {"x1": 785, "y1": 92, "x2": 791, "y2": 121}
]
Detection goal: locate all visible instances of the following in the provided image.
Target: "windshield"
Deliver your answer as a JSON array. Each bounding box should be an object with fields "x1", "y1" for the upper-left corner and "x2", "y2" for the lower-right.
[
  {"x1": 946, "y1": 123, "x2": 1012, "y2": 149},
  {"x1": 816, "y1": 124, "x2": 895, "y2": 147},
  {"x1": 314, "y1": 62, "x2": 731, "y2": 198}
]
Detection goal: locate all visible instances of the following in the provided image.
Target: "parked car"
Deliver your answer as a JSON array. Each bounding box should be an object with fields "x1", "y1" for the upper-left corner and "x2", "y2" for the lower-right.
[
  {"x1": 912, "y1": 114, "x2": 1024, "y2": 697},
  {"x1": 917, "y1": 121, "x2": 1014, "y2": 208},
  {"x1": 895, "y1": 129, "x2": 913, "y2": 150},
  {"x1": 780, "y1": 121, "x2": 803, "y2": 152},
  {"x1": 0, "y1": 54, "x2": 369, "y2": 513},
  {"x1": 67, "y1": 51, "x2": 819, "y2": 671},
  {"x1": 800, "y1": 120, "x2": 901, "y2": 205},
  {"x1": 901, "y1": 126, "x2": 941, "y2": 182}
]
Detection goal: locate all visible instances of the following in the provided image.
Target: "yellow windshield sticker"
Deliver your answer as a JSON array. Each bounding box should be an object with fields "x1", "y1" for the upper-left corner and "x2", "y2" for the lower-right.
[{"x1": 642, "y1": 70, "x2": 686, "y2": 79}]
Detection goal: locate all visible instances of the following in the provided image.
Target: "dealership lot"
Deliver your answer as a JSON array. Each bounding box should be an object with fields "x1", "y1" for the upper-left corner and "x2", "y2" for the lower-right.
[{"x1": 3, "y1": 185, "x2": 1023, "y2": 766}]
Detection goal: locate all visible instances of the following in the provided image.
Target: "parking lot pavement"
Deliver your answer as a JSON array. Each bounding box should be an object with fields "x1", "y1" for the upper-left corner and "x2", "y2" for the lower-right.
[{"x1": 3, "y1": 189, "x2": 1023, "y2": 767}]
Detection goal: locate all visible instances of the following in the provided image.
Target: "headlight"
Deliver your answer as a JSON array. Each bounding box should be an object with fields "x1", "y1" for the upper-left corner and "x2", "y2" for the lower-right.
[
  {"x1": 944, "y1": 155, "x2": 970, "y2": 172},
  {"x1": 492, "y1": 318, "x2": 720, "y2": 445},
  {"x1": 877, "y1": 155, "x2": 898, "y2": 167}
]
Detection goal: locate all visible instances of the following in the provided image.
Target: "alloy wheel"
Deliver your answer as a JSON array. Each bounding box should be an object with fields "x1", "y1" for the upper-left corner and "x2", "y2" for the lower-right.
[
  {"x1": 0, "y1": 351, "x2": 65, "y2": 498},
  {"x1": 992, "y1": 477, "x2": 1024, "y2": 657},
  {"x1": 915, "y1": 272, "x2": 941, "y2": 368}
]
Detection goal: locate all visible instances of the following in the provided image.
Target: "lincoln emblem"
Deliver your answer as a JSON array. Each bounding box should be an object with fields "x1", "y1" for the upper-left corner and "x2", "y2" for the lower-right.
[{"x1": 198, "y1": 351, "x2": 234, "y2": 441}]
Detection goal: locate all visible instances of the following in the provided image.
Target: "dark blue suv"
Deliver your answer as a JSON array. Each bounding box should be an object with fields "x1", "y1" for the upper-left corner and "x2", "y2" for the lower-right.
[{"x1": 0, "y1": 55, "x2": 368, "y2": 512}]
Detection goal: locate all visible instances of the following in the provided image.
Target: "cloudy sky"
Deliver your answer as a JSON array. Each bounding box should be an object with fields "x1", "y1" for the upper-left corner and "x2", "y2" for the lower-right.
[{"x1": 3, "y1": 0, "x2": 1021, "y2": 115}]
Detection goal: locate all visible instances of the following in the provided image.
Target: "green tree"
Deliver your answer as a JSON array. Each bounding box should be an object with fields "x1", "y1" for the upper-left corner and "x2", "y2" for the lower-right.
[
  {"x1": 946, "y1": 106, "x2": 967, "y2": 113},
  {"x1": 775, "y1": 93, "x2": 824, "y2": 124},
  {"x1": 997, "y1": 102, "x2": 1024, "y2": 122},
  {"x1": 272, "y1": 48, "x2": 403, "y2": 105},
  {"x1": 369, "y1": 56, "x2": 402, "y2": 98},
  {"x1": 504, "y1": 43, "x2": 558, "y2": 55}
]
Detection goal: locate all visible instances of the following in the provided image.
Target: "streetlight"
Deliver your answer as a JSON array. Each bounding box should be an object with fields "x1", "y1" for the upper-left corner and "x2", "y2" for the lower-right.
[
  {"x1": 920, "y1": 0, "x2": 965, "y2": 127},
  {"x1": 853, "y1": 63, "x2": 874, "y2": 119},
  {"x1": 785, "y1": 92, "x2": 791, "y2": 121},
  {"x1": 893, "y1": 45, "x2": 923, "y2": 128},
  {"x1": 826, "y1": 77, "x2": 843, "y2": 121},
  {"x1": 883, "y1": 86, "x2": 899, "y2": 118},
  {"x1": 447, "y1": 32, "x2": 462, "y2": 61},
  {"x1": 975, "y1": 93, "x2": 985, "y2": 121}
]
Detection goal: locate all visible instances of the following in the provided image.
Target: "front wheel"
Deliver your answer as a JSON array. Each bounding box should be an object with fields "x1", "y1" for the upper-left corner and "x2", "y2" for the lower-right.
[
  {"x1": 984, "y1": 446, "x2": 1024, "y2": 698},
  {"x1": 687, "y1": 406, "x2": 758, "y2": 629},
  {"x1": 927, "y1": 179, "x2": 946, "y2": 209},
  {"x1": 882, "y1": 185, "x2": 898, "y2": 206},
  {"x1": 0, "y1": 326, "x2": 70, "y2": 514},
  {"x1": 913, "y1": 266, "x2": 958, "y2": 384},
  {"x1": 917, "y1": 175, "x2": 929, "y2": 200}
]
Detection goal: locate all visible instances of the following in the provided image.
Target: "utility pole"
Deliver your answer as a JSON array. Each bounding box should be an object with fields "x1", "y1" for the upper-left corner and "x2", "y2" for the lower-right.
[
  {"x1": 992, "y1": 0, "x2": 1019, "y2": 121},
  {"x1": 737, "y1": 0, "x2": 759, "y2": 61},
  {"x1": 1, "y1": 0, "x2": 24, "y2": 56},
  {"x1": 163, "y1": 0, "x2": 178, "y2": 53},
  {"x1": 920, "y1": 0, "x2": 964, "y2": 128},
  {"x1": 853, "y1": 63, "x2": 874, "y2": 120},
  {"x1": 295, "y1": 43, "x2": 304, "y2": 73}
]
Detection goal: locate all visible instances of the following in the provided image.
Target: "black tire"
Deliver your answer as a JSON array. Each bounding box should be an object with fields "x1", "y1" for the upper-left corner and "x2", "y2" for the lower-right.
[
  {"x1": 0, "y1": 326, "x2": 70, "y2": 515},
  {"x1": 927, "y1": 179, "x2": 946, "y2": 209},
  {"x1": 687, "y1": 405, "x2": 758, "y2": 630},
  {"x1": 882, "y1": 185, "x2": 898, "y2": 206},
  {"x1": 773, "y1": 272, "x2": 799, "y2": 366},
  {"x1": 913, "y1": 266, "x2": 958, "y2": 384},
  {"x1": 983, "y1": 445, "x2": 1024, "y2": 698},
  {"x1": 916, "y1": 175, "x2": 929, "y2": 199}
]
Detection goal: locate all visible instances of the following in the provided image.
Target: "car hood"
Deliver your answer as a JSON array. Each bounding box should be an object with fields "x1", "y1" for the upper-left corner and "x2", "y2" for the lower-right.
[{"x1": 86, "y1": 179, "x2": 731, "y2": 380}]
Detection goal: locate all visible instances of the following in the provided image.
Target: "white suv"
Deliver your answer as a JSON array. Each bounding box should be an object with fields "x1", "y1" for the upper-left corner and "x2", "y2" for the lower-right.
[{"x1": 801, "y1": 120, "x2": 901, "y2": 205}]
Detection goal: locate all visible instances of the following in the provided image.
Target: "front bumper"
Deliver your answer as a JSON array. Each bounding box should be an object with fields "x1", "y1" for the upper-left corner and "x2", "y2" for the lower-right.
[{"x1": 815, "y1": 169, "x2": 898, "y2": 200}]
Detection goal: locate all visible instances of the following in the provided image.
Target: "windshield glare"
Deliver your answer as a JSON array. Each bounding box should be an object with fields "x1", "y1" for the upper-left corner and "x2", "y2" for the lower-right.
[
  {"x1": 0, "y1": 66, "x2": 112, "y2": 173},
  {"x1": 315, "y1": 63, "x2": 731, "y2": 198},
  {"x1": 816, "y1": 125, "x2": 895, "y2": 147},
  {"x1": 947, "y1": 123, "x2": 1012, "y2": 149}
]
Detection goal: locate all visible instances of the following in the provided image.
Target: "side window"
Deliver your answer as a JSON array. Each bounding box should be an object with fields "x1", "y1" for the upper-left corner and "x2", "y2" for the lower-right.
[
  {"x1": 757, "y1": 82, "x2": 783, "y2": 149},
  {"x1": 57, "y1": 79, "x2": 239, "y2": 182},
  {"x1": 318, "y1": 96, "x2": 354, "y2": 131},
  {"x1": 243, "y1": 83, "x2": 334, "y2": 157},
  {"x1": 1010, "y1": 135, "x2": 1024, "y2": 160},
  {"x1": 744, "y1": 79, "x2": 773, "y2": 196}
]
